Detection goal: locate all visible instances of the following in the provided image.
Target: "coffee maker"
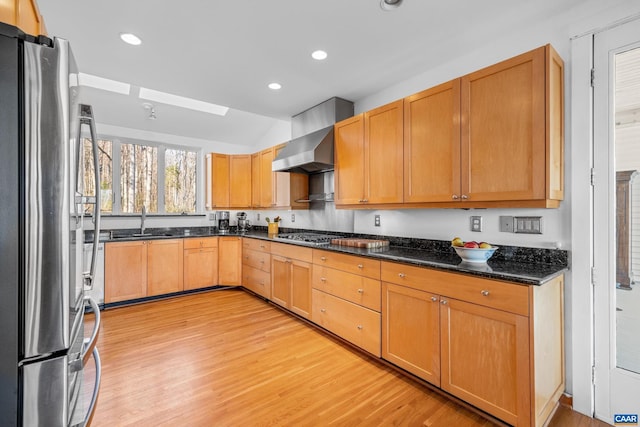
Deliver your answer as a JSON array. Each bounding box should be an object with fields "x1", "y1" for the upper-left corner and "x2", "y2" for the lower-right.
[
  {"x1": 237, "y1": 212, "x2": 251, "y2": 233},
  {"x1": 216, "y1": 211, "x2": 230, "y2": 234}
]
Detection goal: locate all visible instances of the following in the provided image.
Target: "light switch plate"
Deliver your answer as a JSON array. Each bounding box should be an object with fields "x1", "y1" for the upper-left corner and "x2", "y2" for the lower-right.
[
  {"x1": 514, "y1": 216, "x2": 543, "y2": 234},
  {"x1": 209, "y1": 212, "x2": 215, "y2": 221},
  {"x1": 470, "y1": 216, "x2": 482, "y2": 232}
]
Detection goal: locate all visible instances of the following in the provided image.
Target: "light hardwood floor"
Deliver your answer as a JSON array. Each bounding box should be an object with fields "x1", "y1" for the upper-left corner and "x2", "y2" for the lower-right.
[{"x1": 84, "y1": 289, "x2": 609, "y2": 427}]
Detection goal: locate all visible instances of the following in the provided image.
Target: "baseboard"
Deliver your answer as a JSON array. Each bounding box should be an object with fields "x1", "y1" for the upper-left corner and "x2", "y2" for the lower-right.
[{"x1": 559, "y1": 393, "x2": 573, "y2": 408}]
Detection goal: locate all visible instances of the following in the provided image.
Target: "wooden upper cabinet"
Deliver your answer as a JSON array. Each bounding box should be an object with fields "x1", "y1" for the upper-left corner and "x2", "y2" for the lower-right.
[
  {"x1": 259, "y1": 147, "x2": 275, "y2": 207},
  {"x1": 365, "y1": 100, "x2": 404, "y2": 204},
  {"x1": 335, "y1": 114, "x2": 365, "y2": 205},
  {"x1": 229, "y1": 154, "x2": 252, "y2": 208},
  {"x1": 335, "y1": 100, "x2": 403, "y2": 206},
  {"x1": 460, "y1": 44, "x2": 564, "y2": 205},
  {"x1": 404, "y1": 80, "x2": 461, "y2": 203},
  {"x1": 1, "y1": 0, "x2": 47, "y2": 36},
  {"x1": 251, "y1": 153, "x2": 261, "y2": 208},
  {"x1": 210, "y1": 153, "x2": 229, "y2": 209}
]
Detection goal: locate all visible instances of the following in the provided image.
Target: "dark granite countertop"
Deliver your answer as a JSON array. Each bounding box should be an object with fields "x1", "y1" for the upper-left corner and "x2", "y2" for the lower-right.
[{"x1": 90, "y1": 226, "x2": 568, "y2": 286}]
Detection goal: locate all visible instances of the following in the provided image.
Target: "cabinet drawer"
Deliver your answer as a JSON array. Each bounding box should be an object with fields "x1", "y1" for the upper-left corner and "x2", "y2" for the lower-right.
[
  {"x1": 242, "y1": 265, "x2": 271, "y2": 299},
  {"x1": 381, "y1": 261, "x2": 529, "y2": 316},
  {"x1": 312, "y1": 265, "x2": 381, "y2": 311},
  {"x1": 242, "y1": 237, "x2": 270, "y2": 252},
  {"x1": 271, "y1": 242, "x2": 313, "y2": 262},
  {"x1": 183, "y1": 236, "x2": 218, "y2": 249},
  {"x1": 243, "y1": 248, "x2": 270, "y2": 272},
  {"x1": 313, "y1": 250, "x2": 381, "y2": 279},
  {"x1": 312, "y1": 289, "x2": 381, "y2": 356}
]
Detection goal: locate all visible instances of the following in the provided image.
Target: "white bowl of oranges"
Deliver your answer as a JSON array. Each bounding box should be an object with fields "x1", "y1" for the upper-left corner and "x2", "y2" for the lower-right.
[{"x1": 451, "y1": 237, "x2": 498, "y2": 263}]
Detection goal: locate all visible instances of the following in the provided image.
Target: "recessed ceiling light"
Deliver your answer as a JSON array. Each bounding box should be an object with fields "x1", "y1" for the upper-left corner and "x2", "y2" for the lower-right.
[
  {"x1": 120, "y1": 32, "x2": 142, "y2": 46},
  {"x1": 139, "y1": 87, "x2": 229, "y2": 116},
  {"x1": 380, "y1": 0, "x2": 403, "y2": 11},
  {"x1": 268, "y1": 83, "x2": 282, "y2": 90},
  {"x1": 311, "y1": 50, "x2": 328, "y2": 60}
]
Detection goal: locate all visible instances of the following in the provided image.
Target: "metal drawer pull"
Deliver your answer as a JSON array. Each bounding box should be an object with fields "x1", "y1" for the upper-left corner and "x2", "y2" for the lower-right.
[
  {"x1": 441, "y1": 300, "x2": 448, "y2": 305},
  {"x1": 244, "y1": 255, "x2": 249, "y2": 259},
  {"x1": 357, "y1": 288, "x2": 364, "y2": 294},
  {"x1": 320, "y1": 277, "x2": 326, "y2": 282},
  {"x1": 321, "y1": 256, "x2": 327, "y2": 261},
  {"x1": 452, "y1": 194, "x2": 459, "y2": 200},
  {"x1": 461, "y1": 195, "x2": 469, "y2": 200},
  {"x1": 431, "y1": 296, "x2": 438, "y2": 302},
  {"x1": 398, "y1": 273, "x2": 406, "y2": 278},
  {"x1": 481, "y1": 290, "x2": 490, "y2": 296},
  {"x1": 357, "y1": 264, "x2": 363, "y2": 269},
  {"x1": 321, "y1": 308, "x2": 326, "y2": 313},
  {"x1": 260, "y1": 260, "x2": 264, "y2": 264},
  {"x1": 357, "y1": 325, "x2": 363, "y2": 330}
]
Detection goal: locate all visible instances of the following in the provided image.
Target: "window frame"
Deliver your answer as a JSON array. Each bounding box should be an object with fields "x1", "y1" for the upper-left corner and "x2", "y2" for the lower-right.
[{"x1": 86, "y1": 133, "x2": 205, "y2": 216}]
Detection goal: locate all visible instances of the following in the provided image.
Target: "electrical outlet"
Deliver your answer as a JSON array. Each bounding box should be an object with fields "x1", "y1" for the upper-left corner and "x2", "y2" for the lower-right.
[
  {"x1": 374, "y1": 214, "x2": 381, "y2": 227},
  {"x1": 291, "y1": 213, "x2": 295, "y2": 223},
  {"x1": 470, "y1": 215, "x2": 482, "y2": 232},
  {"x1": 256, "y1": 213, "x2": 260, "y2": 221},
  {"x1": 209, "y1": 212, "x2": 215, "y2": 221}
]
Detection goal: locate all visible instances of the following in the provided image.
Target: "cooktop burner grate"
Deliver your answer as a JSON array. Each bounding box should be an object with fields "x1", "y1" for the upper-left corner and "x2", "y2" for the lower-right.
[{"x1": 276, "y1": 233, "x2": 344, "y2": 246}]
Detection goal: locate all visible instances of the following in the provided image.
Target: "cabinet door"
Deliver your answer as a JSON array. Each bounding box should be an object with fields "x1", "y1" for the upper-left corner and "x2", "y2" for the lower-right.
[
  {"x1": 334, "y1": 114, "x2": 365, "y2": 205},
  {"x1": 270, "y1": 255, "x2": 290, "y2": 308},
  {"x1": 404, "y1": 80, "x2": 461, "y2": 203},
  {"x1": 365, "y1": 100, "x2": 404, "y2": 204},
  {"x1": 184, "y1": 247, "x2": 218, "y2": 290},
  {"x1": 147, "y1": 239, "x2": 184, "y2": 296},
  {"x1": 229, "y1": 155, "x2": 252, "y2": 208},
  {"x1": 218, "y1": 236, "x2": 241, "y2": 285},
  {"x1": 211, "y1": 153, "x2": 230, "y2": 208},
  {"x1": 105, "y1": 241, "x2": 147, "y2": 303},
  {"x1": 290, "y1": 260, "x2": 312, "y2": 319},
  {"x1": 440, "y1": 297, "x2": 530, "y2": 426},
  {"x1": 259, "y1": 148, "x2": 274, "y2": 207},
  {"x1": 461, "y1": 46, "x2": 546, "y2": 202},
  {"x1": 382, "y1": 283, "x2": 441, "y2": 386},
  {"x1": 251, "y1": 152, "x2": 261, "y2": 208}
]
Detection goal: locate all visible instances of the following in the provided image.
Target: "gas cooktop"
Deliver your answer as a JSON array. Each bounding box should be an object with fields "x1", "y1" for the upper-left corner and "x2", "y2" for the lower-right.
[{"x1": 276, "y1": 232, "x2": 344, "y2": 246}]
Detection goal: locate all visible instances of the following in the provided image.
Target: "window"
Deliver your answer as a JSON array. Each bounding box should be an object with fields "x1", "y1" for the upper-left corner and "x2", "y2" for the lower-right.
[
  {"x1": 84, "y1": 137, "x2": 199, "y2": 215},
  {"x1": 82, "y1": 138, "x2": 113, "y2": 214},
  {"x1": 120, "y1": 144, "x2": 158, "y2": 213},
  {"x1": 165, "y1": 149, "x2": 197, "y2": 213}
]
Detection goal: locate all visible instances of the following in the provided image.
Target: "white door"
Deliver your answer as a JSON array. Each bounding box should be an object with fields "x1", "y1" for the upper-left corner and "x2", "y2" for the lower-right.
[{"x1": 594, "y1": 17, "x2": 640, "y2": 424}]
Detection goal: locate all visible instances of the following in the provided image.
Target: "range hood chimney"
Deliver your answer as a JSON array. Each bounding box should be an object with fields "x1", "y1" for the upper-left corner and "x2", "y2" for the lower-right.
[{"x1": 272, "y1": 97, "x2": 354, "y2": 174}]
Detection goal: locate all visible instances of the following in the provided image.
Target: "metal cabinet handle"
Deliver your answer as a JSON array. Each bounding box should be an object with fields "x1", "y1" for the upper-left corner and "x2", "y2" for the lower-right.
[
  {"x1": 357, "y1": 289, "x2": 364, "y2": 294},
  {"x1": 321, "y1": 308, "x2": 326, "y2": 313},
  {"x1": 398, "y1": 273, "x2": 406, "y2": 278},
  {"x1": 244, "y1": 255, "x2": 249, "y2": 259},
  {"x1": 452, "y1": 194, "x2": 459, "y2": 200},
  {"x1": 320, "y1": 256, "x2": 327, "y2": 261},
  {"x1": 260, "y1": 260, "x2": 265, "y2": 264},
  {"x1": 441, "y1": 300, "x2": 448, "y2": 305},
  {"x1": 320, "y1": 277, "x2": 327, "y2": 282},
  {"x1": 357, "y1": 325, "x2": 363, "y2": 330},
  {"x1": 260, "y1": 244, "x2": 265, "y2": 248},
  {"x1": 481, "y1": 290, "x2": 490, "y2": 296},
  {"x1": 357, "y1": 264, "x2": 363, "y2": 269},
  {"x1": 461, "y1": 195, "x2": 469, "y2": 200},
  {"x1": 431, "y1": 296, "x2": 438, "y2": 302}
]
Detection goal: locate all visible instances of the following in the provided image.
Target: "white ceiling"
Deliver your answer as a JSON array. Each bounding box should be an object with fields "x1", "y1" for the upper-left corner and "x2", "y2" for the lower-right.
[{"x1": 37, "y1": 0, "x2": 588, "y2": 147}]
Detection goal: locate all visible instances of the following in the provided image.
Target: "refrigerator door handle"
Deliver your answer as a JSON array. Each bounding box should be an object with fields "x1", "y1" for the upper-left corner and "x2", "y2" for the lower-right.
[
  {"x1": 82, "y1": 296, "x2": 101, "y2": 365},
  {"x1": 83, "y1": 347, "x2": 102, "y2": 427},
  {"x1": 78, "y1": 104, "x2": 102, "y2": 290}
]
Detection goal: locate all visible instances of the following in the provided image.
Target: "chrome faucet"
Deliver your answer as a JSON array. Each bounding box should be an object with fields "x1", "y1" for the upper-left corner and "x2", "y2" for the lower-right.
[{"x1": 141, "y1": 206, "x2": 146, "y2": 235}]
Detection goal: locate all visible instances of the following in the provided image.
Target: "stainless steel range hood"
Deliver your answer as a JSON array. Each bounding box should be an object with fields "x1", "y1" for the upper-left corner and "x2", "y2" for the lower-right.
[
  {"x1": 271, "y1": 126, "x2": 335, "y2": 174},
  {"x1": 272, "y1": 97, "x2": 353, "y2": 174}
]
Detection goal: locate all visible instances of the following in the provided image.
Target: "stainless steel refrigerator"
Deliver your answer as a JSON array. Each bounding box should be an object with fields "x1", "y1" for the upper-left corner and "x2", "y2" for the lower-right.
[{"x1": 0, "y1": 23, "x2": 102, "y2": 426}]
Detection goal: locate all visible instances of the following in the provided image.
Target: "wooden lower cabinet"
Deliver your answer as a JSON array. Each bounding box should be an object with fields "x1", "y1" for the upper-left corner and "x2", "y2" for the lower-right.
[
  {"x1": 270, "y1": 243, "x2": 312, "y2": 319},
  {"x1": 242, "y1": 239, "x2": 271, "y2": 299},
  {"x1": 105, "y1": 240, "x2": 148, "y2": 303},
  {"x1": 312, "y1": 289, "x2": 381, "y2": 356},
  {"x1": 183, "y1": 237, "x2": 218, "y2": 290},
  {"x1": 381, "y1": 261, "x2": 564, "y2": 427},
  {"x1": 218, "y1": 236, "x2": 242, "y2": 285},
  {"x1": 382, "y1": 282, "x2": 440, "y2": 386},
  {"x1": 147, "y1": 239, "x2": 184, "y2": 296}
]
